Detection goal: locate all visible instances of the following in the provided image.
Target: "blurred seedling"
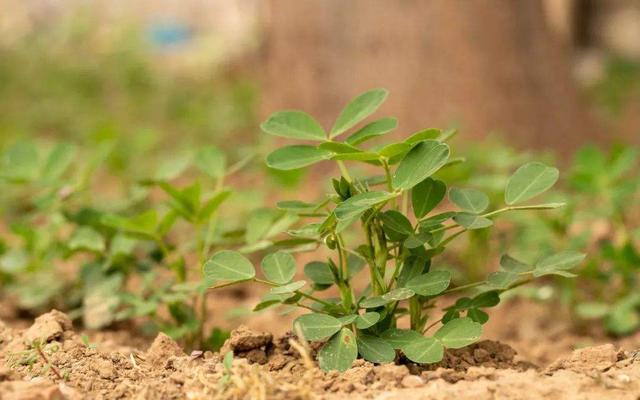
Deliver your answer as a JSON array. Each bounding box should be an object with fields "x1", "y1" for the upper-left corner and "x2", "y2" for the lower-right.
[{"x1": 9, "y1": 339, "x2": 65, "y2": 380}]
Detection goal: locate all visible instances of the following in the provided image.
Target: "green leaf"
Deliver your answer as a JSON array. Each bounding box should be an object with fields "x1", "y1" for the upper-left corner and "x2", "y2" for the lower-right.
[
  {"x1": 355, "y1": 312, "x2": 380, "y2": 329},
  {"x1": 392, "y1": 141, "x2": 450, "y2": 190},
  {"x1": 318, "y1": 328, "x2": 358, "y2": 372},
  {"x1": 420, "y1": 211, "x2": 456, "y2": 228},
  {"x1": 266, "y1": 145, "x2": 333, "y2": 170},
  {"x1": 377, "y1": 143, "x2": 411, "y2": 159},
  {"x1": 158, "y1": 182, "x2": 200, "y2": 220},
  {"x1": 449, "y1": 188, "x2": 489, "y2": 214},
  {"x1": 199, "y1": 190, "x2": 232, "y2": 221},
  {"x1": 500, "y1": 254, "x2": 532, "y2": 273},
  {"x1": 204, "y1": 251, "x2": 256, "y2": 284},
  {"x1": 318, "y1": 142, "x2": 363, "y2": 154},
  {"x1": 261, "y1": 252, "x2": 296, "y2": 285},
  {"x1": 453, "y1": 213, "x2": 493, "y2": 230},
  {"x1": 270, "y1": 280, "x2": 306, "y2": 294},
  {"x1": 110, "y1": 234, "x2": 137, "y2": 257},
  {"x1": 253, "y1": 299, "x2": 282, "y2": 312},
  {"x1": 261, "y1": 110, "x2": 326, "y2": 141},
  {"x1": 412, "y1": 178, "x2": 446, "y2": 218},
  {"x1": 467, "y1": 308, "x2": 489, "y2": 324},
  {"x1": 2, "y1": 140, "x2": 39, "y2": 182},
  {"x1": 304, "y1": 261, "x2": 335, "y2": 285},
  {"x1": 360, "y1": 296, "x2": 392, "y2": 309},
  {"x1": 155, "y1": 153, "x2": 191, "y2": 181},
  {"x1": 382, "y1": 288, "x2": 415, "y2": 301},
  {"x1": 101, "y1": 210, "x2": 158, "y2": 238},
  {"x1": 405, "y1": 271, "x2": 451, "y2": 296},
  {"x1": 380, "y1": 210, "x2": 414, "y2": 241},
  {"x1": 332, "y1": 151, "x2": 381, "y2": 161},
  {"x1": 345, "y1": 117, "x2": 397, "y2": 145},
  {"x1": 575, "y1": 302, "x2": 610, "y2": 319},
  {"x1": 335, "y1": 191, "x2": 398, "y2": 221},
  {"x1": 294, "y1": 313, "x2": 342, "y2": 341},
  {"x1": 338, "y1": 315, "x2": 358, "y2": 325},
  {"x1": 380, "y1": 329, "x2": 422, "y2": 350},
  {"x1": 470, "y1": 291, "x2": 500, "y2": 308},
  {"x1": 69, "y1": 227, "x2": 105, "y2": 253},
  {"x1": 533, "y1": 251, "x2": 585, "y2": 277},
  {"x1": 487, "y1": 271, "x2": 519, "y2": 289},
  {"x1": 42, "y1": 143, "x2": 76, "y2": 182},
  {"x1": 357, "y1": 335, "x2": 396, "y2": 363},
  {"x1": 276, "y1": 200, "x2": 317, "y2": 213},
  {"x1": 245, "y1": 209, "x2": 279, "y2": 244},
  {"x1": 405, "y1": 128, "x2": 441, "y2": 144},
  {"x1": 195, "y1": 146, "x2": 226, "y2": 178},
  {"x1": 434, "y1": 317, "x2": 482, "y2": 349},
  {"x1": 330, "y1": 88, "x2": 388, "y2": 138},
  {"x1": 402, "y1": 336, "x2": 444, "y2": 364},
  {"x1": 606, "y1": 300, "x2": 640, "y2": 335},
  {"x1": 505, "y1": 162, "x2": 559, "y2": 205}
]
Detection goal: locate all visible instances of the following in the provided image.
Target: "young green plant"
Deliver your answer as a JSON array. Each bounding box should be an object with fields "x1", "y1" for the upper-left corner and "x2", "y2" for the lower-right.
[{"x1": 206, "y1": 88, "x2": 585, "y2": 372}]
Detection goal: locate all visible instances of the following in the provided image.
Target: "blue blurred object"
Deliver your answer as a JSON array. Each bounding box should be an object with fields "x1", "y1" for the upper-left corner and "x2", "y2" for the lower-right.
[{"x1": 147, "y1": 21, "x2": 192, "y2": 50}]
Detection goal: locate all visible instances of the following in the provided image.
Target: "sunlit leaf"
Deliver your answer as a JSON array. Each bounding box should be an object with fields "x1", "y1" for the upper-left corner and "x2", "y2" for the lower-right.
[
  {"x1": 261, "y1": 251, "x2": 296, "y2": 285},
  {"x1": 335, "y1": 191, "x2": 398, "y2": 221},
  {"x1": 294, "y1": 313, "x2": 342, "y2": 341},
  {"x1": 330, "y1": 89, "x2": 388, "y2": 138},
  {"x1": 392, "y1": 141, "x2": 450, "y2": 190},
  {"x1": 204, "y1": 251, "x2": 255, "y2": 284},
  {"x1": 405, "y1": 270, "x2": 451, "y2": 296},
  {"x1": 355, "y1": 312, "x2": 380, "y2": 329},
  {"x1": 434, "y1": 317, "x2": 482, "y2": 348},
  {"x1": 345, "y1": 117, "x2": 397, "y2": 145},
  {"x1": 261, "y1": 110, "x2": 326, "y2": 141},
  {"x1": 402, "y1": 336, "x2": 444, "y2": 364},
  {"x1": 505, "y1": 162, "x2": 559, "y2": 205},
  {"x1": 266, "y1": 146, "x2": 333, "y2": 170}
]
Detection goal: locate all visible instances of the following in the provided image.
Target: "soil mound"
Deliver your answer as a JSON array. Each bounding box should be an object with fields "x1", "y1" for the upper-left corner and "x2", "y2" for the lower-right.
[{"x1": 0, "y1": 313, "x2": 638, "y2": 399}]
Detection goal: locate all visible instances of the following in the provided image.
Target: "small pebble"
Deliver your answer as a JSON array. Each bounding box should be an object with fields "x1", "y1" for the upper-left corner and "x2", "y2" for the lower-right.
[
  {"x1": 617, "y1": 374, "x2": 631, "y2": 383},
  {"x1": 401, "y1": 374, "x2": 424, "y2": 388}
]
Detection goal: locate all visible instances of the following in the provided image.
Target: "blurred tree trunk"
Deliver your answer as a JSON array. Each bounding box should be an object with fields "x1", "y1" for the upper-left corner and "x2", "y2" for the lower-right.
[{"x1": 261, "y1": 0, "x2": 605, "y2": 154}]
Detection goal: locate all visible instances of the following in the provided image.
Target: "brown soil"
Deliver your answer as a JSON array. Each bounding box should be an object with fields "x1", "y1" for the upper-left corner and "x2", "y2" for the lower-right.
[{"x1": 1, "y1": 309, "x2": 639, "y2": 400}]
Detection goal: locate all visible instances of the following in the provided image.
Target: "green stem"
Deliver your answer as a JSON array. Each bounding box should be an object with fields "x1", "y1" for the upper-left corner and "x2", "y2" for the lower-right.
[
  {"x1": 439, "y1": 228, "x2": 466, "y2": 247},
  {"x1": 337, "y1": 160, "x2": 352, "y2": 182},
  {"x1": 336, "y1": 234, "x2": 355, "y2": 311},
  {"x1": 253, "y1": 278, "x2": 337, "y2": 309},
  {"x1": 443, "y1": 281, "x2": 485, "y2": 294}
]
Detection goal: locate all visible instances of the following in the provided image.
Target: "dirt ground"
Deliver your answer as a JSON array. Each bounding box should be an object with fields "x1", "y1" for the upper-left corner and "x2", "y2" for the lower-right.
[{"x1": 1, "y1": 294, "x2": 640, "y2": 400}]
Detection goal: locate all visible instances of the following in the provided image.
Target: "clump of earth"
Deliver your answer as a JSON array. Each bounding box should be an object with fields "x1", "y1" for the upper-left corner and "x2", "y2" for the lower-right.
[{"x1": 0, "y1": 310, "x2": 639, "y2": 399}]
